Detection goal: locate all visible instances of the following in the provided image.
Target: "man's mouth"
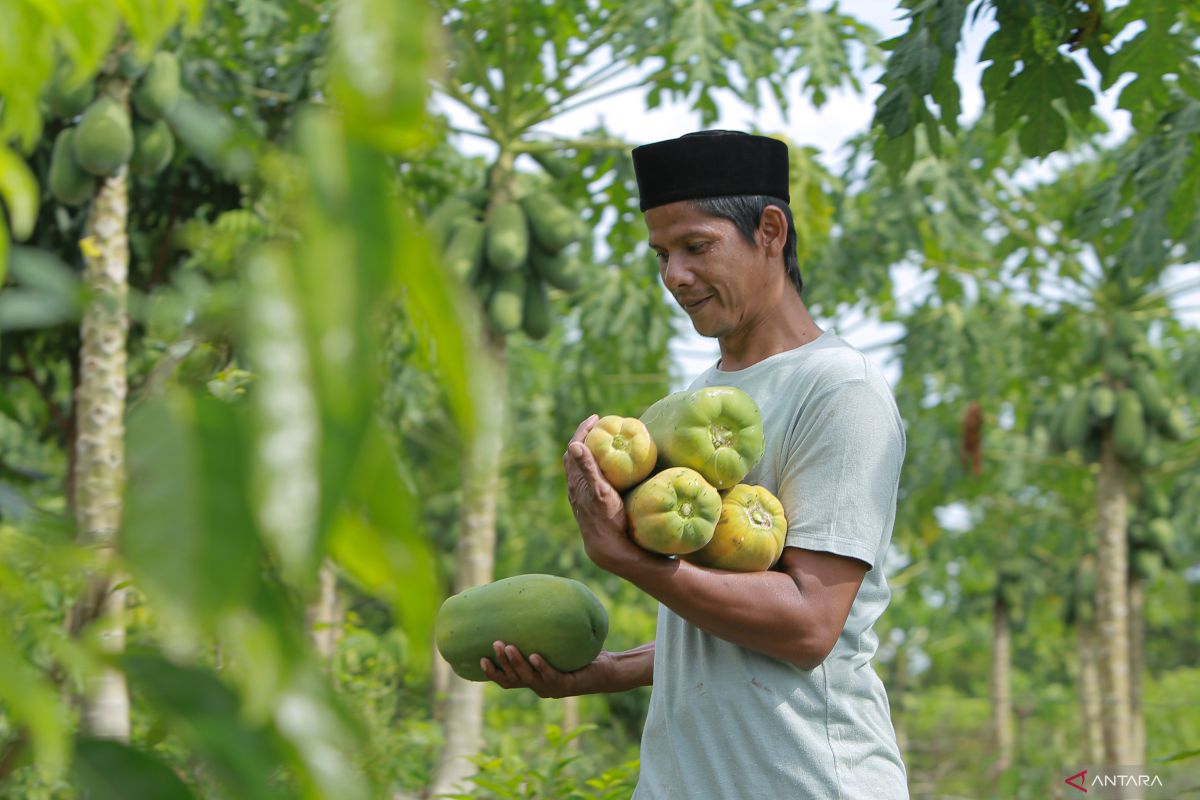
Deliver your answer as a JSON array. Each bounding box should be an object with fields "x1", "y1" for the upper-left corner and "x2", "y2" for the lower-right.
[{"x1": 681, "y1": 295, "x2": 711, "y2": 312}]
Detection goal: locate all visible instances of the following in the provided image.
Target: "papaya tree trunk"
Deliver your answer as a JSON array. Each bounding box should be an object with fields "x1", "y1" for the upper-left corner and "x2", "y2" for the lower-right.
[
  {"x1": 307, "y1": 559, "x2": 341, "y2": 665},
  {"x1": 429, "y1": 342, "x2": 506, "y2": 799},
  {"x1": 1128, "y1": 573, "x2": 1146, "y2": 765},
  {"x1": 990, "y1": 590, "x2": 1014, "y2": 776},
  {"x1": 562, "y1": 696, "x2": 581, "y2": 749},
  {"x1": 1095, "y1": 436, "x2": 1132, "y2": 765},
  {"x1": 1079, "y1": 618, "x2": 1105, "y2": 764},
  {"x1": 73, "y1": 78, "x2": 132, "y2": 741}
]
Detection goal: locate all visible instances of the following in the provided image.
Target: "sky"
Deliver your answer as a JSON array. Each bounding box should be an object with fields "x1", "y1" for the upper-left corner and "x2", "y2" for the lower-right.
[{"x1": 438, "y1": 2, "x2": 1196, "y2": 389}]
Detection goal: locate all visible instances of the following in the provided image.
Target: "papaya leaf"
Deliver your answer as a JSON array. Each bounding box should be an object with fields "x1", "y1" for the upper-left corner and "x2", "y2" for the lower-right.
[{"x1": 70, "y1": 738, "x2": 198, "y2": 800}]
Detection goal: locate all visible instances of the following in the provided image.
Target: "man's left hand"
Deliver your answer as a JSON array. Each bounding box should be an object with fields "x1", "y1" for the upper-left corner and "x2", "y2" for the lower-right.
[{"x1": 564, "y1": 414, "x2": 649, "y2": 574}]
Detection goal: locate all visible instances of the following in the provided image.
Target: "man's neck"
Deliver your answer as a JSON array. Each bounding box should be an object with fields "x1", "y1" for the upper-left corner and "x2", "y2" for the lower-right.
[{"x1": 717, "y1": 292, "x2": 822, "y2": 372}]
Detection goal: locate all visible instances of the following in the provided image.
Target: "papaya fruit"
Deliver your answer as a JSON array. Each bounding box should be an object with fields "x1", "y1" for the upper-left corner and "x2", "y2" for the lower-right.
[
  {"x1": 487, "y1": 271, "x2": 524, "y2": 333},
  {"x1": 521, "y1": 277, "x2": 552, "y2": 340},
  {"x1": 132, "y1": 119, "x2": 175, "y2": 176},
  {"x1": 43, "y1": 62, "x2": 94, "y2": 119},
  {"x1": 1142, "y1": 483, "x2": 1170, "y2": 518},
  {"x1": 485, "y1": 202, "x2": 529, "y2": 273},
  {"x1": 626, "y1": 466, "x2": 721, "y2": 555},
  {"x1": 1103, "y1": 351, "x2": 1131, "y2": 382},
  {"x1": 583, "y1": 416, "x2": 657, "y2": 491},
  {"x1": 435, "y1": 574, "x2": 608, "y2": 682},
  {"x1": 117, "y1": 49, "x2": 149, "y2": 79},
  {"x1": 427, "y1": 196, "x2": 478, "y2": 249},
  {"x1": 1112, "y1": 389, "x2": 1146, "y2": 461},
  {"x1": 73, "y1": 97, "x2": 134, "y2": 176},
  {"x1": 1059, "y1": 391, "x2": 1092, "y2": 451},
  {"x1": 1132, "y1": 549, "x2": 1162, "y2": 582},
  {"x1": 1129, "y1": 369, "x2": 1168, "y2": 424},
  {"x1": 520, "y1": 192, "x2": 580, "y2": 253},
  {"x1": 530, "y1": 150, "x2": 572, "y2": 180},
  {"x1": 1141, "y1": 433, "x2": 1164, "y2": 468},
  {"x1": 1146, "y1": 518, "x2": 1174, "y2": 553},
  {"x1": 529, "y1": 243, "x2": 583, "y2": 291},
  {"x1": 1160, "y1": 407, "x2": 1188, "y2": 442},
  {"x1": 132, "y1": 52, "x2": 181, "y2": 120},
  {"x1": 683, "y1": 484, "x2": 787, "y2": 572},
  {"x1": 1089, "y1": 384, "x2": 1116, "y2": 420},
  {"x1": 444, "y1": 218, "x2": 485, "y2": 282},
  {"x1": 640, "y1": 386, "x2": 764, "y2": 490},
  {"x1": 1112, "y1": 311, "x2": 1141, "y2": 350},
  {"x1": 48, "y1": 129, "x2": 95, "y2": 206}
]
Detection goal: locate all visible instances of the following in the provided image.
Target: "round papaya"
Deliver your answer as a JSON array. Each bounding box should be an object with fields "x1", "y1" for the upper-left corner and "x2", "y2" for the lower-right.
[
  {"x1": 435, "y1": 574, "x2": 608, "y2": 682},
  {"x1": 132, "y1": 119, "x2": 175, "y2": 176},
  {"x1": 485, "y1": 202, "x2": 529, "y2": 273},
  {"x1": 132, "y1": 52, "x2": 181, "y2": 120},
  {"x1": 625, "y1": 466, "x2": 721, "y2": 555},
  {"x1": 584, "y1": 416, "x2": 657, "y2": 491},
  {"x1": 43, "y1": 62, "x2": 94, "y2": 119},
  {"x1": 48, "y1": 129, "x2": 95, "y2": 206},
  {"x1": 73, "y1": 97, "x2": 134, "y2": 176},
  {"x1": 683, "y1": 484, "x2": 787, "y2": 572},
  {"x1": 640, "y1": 386, "x2": 764, "y2": 489}
]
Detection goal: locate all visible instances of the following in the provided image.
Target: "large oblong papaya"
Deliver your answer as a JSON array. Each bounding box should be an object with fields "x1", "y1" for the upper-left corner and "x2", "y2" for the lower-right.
[
  {"x1": 626, "y1": 466, "x2": 721, "y2": 555},
  {"x1": 487, "y1": 271, "x2": 524, "y2": 333},
  {"x1": 435, "y1": 574, "x2": 608, "y2": 682},
  {"x1": 683, "y1": 484, "x2": 787, "y2": 572},
  {"x1": 640, "y1": 386, "x2": 764, "y2": 489},
  {"x1": 485, "y1": 202, "x2": 529, "y2": 273},
  {"x1": 48, "y1": 129, "x2": 95, "y2": 206},
  {"x1": 132, "y1": 52, "x2": 181, "y2": 120},
  {"x1": 520, "y1": 192, "x2": 580, "y2": 253}
]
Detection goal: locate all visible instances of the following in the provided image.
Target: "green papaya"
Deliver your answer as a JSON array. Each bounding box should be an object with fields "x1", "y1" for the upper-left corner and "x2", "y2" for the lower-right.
[
  {"x1": 1160, "y1": 407, "x2": 1188, "y2": 442},
  {"x1": 1129, "y1": 369, "x2": 1168, "y2": 424},
  {"x1": 529, "y1": 243, "x2": 583, "y2": 291},
  {"x1": 485, "y1": 202, "x2": 529, "y2": 273},
  {"x1": 1142, "y1": 483, "x2": 1170, "y2": 518},
  {"x1": 444, "y1": 218, "x2": 485, "y2": 282},
  {"x1": 1141, "y1": 433, "x2": 1164, "y2": 468},
  {"x1": 43, "y1": 62, "x2": 94, "y2": 119},
  {"x1": 131, "y1": 119, "x2": 175, "y2": 176},
  {"x1": 1131, "y1": 549, "x2": 1162, "y2": 582},
  {"x1": 1089, "y1": 384, "x2": 1116, "y2": 420},
  {"x1": 435, "y1": 574, "x2": 608, "y2": 682},
  {"x1": 641, "y1": 386, "x2": 765, "y2": 490},
  {"x1": 1112, "y1": 389, "x2": 1146, "y2": 461},
  {"x1": 521, "y1": 277, "x2": 552, "y2": 340},
  {"x1": 1103, "y1": 351, "x2": 1131, "y2": 382},
  {"x1": 1146, "y1": 518, "x2": 1174, "y2": 553},
  {"x1": 1059, "y1": 391, "x2": 1092, "y2": 451},
  {"x1": 530, "y1": 150, "x2": 573, "y2": 180},
  {"x1": 1112, "y1": 311, "x2": 1141, "y2": 350},
  {"x1": 626, "y1": 467, "x2": 722, "y2": 555},
  {"x1": 48, "y1": 129, "x2": 95, "y2": 206},
  {"x1": 487, "y1": 271, "x2": 524, "y2": 333},
  {"x1": 520, "y1": 192, "x2": 580, "y2": 253},
  {"x1": 427, "y1": 196, "x2": 478, "y2": 249},
  {"x1": 132, "y1": 52, "x2": 181, "y2": 120},
  {"x1": 73, "y1": 97, "x2": 134, "y2": 176},
  {"x1": 117, "y1": 49, "x2": 148, "y2": 79}
]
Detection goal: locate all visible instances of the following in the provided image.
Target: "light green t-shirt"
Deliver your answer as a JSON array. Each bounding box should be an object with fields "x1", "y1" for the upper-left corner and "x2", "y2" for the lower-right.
[{"x1": 633, "y1": 331, "x2": 909, "y2": 800}]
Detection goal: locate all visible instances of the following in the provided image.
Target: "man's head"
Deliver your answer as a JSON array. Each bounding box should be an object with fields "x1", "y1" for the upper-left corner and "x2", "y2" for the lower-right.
[{"x1": 632, "y1": 131, "x2": 803, "y2": 338}]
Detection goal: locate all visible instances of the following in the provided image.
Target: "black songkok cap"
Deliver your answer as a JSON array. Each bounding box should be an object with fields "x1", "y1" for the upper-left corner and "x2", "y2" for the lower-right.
[{"x1": 631, "y1": 130, "x2": 790, "y2": 212}]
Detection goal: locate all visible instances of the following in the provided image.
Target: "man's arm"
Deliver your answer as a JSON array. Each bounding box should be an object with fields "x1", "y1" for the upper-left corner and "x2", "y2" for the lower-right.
[
  {"x1": 564, "y1": 415, "x2": 867, "y2": 670},
  {"x1": 481, "y1": 641, "x2": 654, "y2": 698}
]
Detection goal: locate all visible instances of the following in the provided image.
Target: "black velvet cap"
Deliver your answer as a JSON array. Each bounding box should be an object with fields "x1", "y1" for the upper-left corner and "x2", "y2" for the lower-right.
[{"x1": 631, "y1": 130, "x2": 790, "y2": 212}]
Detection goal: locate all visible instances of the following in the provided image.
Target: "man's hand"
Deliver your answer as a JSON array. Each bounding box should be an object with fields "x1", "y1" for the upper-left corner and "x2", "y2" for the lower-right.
[
  {"x1": 480, "y1": 641, "x2": 614, "y2": 698},
  {"x1": 564, "y1": 415, "x2": 649, "y2": 574}
]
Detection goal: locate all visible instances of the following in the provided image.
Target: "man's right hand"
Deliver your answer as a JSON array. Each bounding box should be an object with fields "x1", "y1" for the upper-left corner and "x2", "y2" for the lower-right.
[{"x1": 480, "y1": 641, "x2": 615, "y2": 698}]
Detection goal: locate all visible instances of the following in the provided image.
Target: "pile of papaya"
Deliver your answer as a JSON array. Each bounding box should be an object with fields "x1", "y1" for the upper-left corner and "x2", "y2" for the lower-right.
[
  {"x1": 435, "y1": 386, "x2": 790, "y2": 681},
  {"x1": 427, "y1": 188, "x2": 584, "y2": 340},
  {"x1": 1046, "y1": 310, "x2": 1188, "y2": 466},
  {"x1": 45, "y1": 50, "x2": 180, "y2": 207}
]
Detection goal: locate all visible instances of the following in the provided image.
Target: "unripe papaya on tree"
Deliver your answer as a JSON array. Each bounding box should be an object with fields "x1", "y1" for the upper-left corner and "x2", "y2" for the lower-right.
[
  {"x1": 427, "y1": 196, "x2": 478, "y2": 249},
  {"x1": 521, "y1": 277, "x2": 552, "y2": 340},
  {"x1": 1141, "y1": 433, "x2": 1164, "y2": 468},
  {"x1": 1160, "y1": 407, "x2": 1188, "y2": 442},
  {"x1": 444, "y1": 218, "x2": 485, "y2": 282},
  {"x1": 521, "y1": 192, "x2": 580, "y2": 253},
  {"x1": 485, "y1": 202, "x2": 529, "y2": 272},
  {"x1": 74, "y1": 97, "x2": 134, "y2": 176},
  {"x1": 1132, "y1": 549, "x2": 1162, "y2": 582},
  {"x1": 529, "y1": 150, "x2": 573, "y2": 180},
  {"x1": 1142, "y1": 483, "x2": 1170, "y2": 518},
  {"x1": 1090, "y1": 384, "x2": 1116, "y2": 420},
  {"x1": 487, "y1": 271, "x2": 524, "y2": 333},
  {"x1": 1113, "y1": 390, "x2": 1146, "y2": 461},
  {"x1": 1103, "y1": 351, "x2": 1131, "y2": 382},
  {"x1": 1113, "y1": 311, "x2": 1141, "y2": 350},
  {"x1": 132, "y1": 52, "x2": 181, "y2": 120},
  {"x1": 48, "y1": 129, "x2": 95, "y2": 206},
  {"x1": 43, "y1": 62, "x2": 94, "y2": 119},
  {"x1": 529, "y1": 243, "x2": 583, "y2": 291},
  {"x1": 117, "y1": 49, "x2": 148, "y2": 79},
  {"x1": 132, "y1": 119, "x2": 175, "y2": 176},
  {"x1": 1129, "y1": 369, "x2": 1168, "y2": 424},
  {"x1": 1059, "y1": 392, "x2": 1092, "y2": 451},
  {"x1": 1146, "y1": 518, "x2": 1174, "y2": 553}
]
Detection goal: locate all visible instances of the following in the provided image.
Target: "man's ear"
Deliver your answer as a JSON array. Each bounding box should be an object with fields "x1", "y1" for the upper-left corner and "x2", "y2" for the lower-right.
[{"x1": 758, "y1": 204, "x2": 788, "y2": 258}]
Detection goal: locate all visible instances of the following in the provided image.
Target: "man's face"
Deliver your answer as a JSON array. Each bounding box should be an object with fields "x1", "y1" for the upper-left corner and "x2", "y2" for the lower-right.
[{"x1": 645, "y1": 200, "x2": 782, "y2": 340}]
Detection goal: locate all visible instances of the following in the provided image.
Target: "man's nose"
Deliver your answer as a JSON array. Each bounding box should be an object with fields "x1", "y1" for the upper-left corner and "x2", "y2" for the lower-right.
[{"x1": 660, "y1": 255, "x2": 694, "y2": 292}]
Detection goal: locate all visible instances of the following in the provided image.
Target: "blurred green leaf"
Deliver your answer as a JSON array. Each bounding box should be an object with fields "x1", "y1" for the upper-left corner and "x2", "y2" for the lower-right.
[
  {"x1": 71, "y1": 738, "x2": 198, "y2": 800},
  {"x1": 0, "y1": 643, "x2": 67, "y2": 778},
  {"x1": 0, "y1": 146, "x2": 38, "y2": 240}
]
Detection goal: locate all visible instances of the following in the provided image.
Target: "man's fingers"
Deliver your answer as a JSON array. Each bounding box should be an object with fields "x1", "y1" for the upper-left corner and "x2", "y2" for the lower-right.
[
  {"x1": 529, "y1": 653, "x2": 558, "y2": 682},
  {"x1": 503, "y1": 645, "x2": 542, "y2": 685},
  {"x1": 569, "y1": 414, "x2": 600, "y2": 446},
  {"x1": 481, "y1": 657, "x2": 512, "y2": 688}
]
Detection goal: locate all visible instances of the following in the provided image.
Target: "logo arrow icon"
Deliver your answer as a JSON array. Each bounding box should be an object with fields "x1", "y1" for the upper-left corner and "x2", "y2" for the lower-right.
[{"x1": 1065, "y1": 769, "x2": 1088, "y2": 792}]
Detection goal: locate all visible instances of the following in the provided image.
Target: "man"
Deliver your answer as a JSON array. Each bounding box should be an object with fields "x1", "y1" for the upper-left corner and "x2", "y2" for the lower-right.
[{"x1": 482, "y1": 130, "x2": 909, "y2": 799}]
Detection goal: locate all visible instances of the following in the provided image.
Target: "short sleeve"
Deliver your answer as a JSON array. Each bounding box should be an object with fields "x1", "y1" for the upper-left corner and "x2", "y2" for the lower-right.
[{"x1": 776, "y1": 377, "x2": 905, "y2": 569}]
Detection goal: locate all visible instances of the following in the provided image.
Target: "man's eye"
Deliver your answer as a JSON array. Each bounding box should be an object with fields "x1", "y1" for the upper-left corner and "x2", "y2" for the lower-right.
[
  {"x1": 687, "y1": 242, "x2": 708, "y2": 254},
  {"x1": 654, "y1": 252, "x2": 667, "y2": 262}
]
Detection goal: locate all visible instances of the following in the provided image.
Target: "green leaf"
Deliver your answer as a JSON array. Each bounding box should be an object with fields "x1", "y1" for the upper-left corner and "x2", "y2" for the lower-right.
[
  {"x1": 0, "y1": 644, "x2": 67, "y2": 778},
  {"x1": 0, "y1": 146, "x2": 38, "y2": 241},
  {"x1": 71, "y1": 738, "x2": 198, "y2": 800}
]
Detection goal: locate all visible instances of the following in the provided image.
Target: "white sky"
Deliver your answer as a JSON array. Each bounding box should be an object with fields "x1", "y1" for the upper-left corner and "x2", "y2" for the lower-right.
[{"x1": 438, "y1": 1, "x2": 1197, "y2": 389}]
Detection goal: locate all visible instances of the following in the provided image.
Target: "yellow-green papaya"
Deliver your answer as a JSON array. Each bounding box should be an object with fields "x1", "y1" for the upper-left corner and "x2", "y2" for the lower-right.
[
  {"x1": 132, "y1": 119, "x2": 175, "y2": 176},
  {"x1": 626, "y1": 467, "x2": 721, "y2": 555},
  {"x1": 435, "y1": 574, "x2": 608, "y2": 682},
  {"x1": 1112, "y1": 390, "x2": 1146, "y2": 461},
  {"x1": 583, "y1": 415, "x2": 657, "y2": 491},
  {"x1": 683, "y1": 483, "x2": 787, "y2": 572},
  {"x1": 641, "y1": 386, "x2": 765, "y2": 489},
  {"x1": 74, "y1": 97, "x2": 134, "y2": 176},
  {"x1": 520, "y1": 192, "x2": 580, "y2": 253},
  {"x1": 48, "y1": 129, "x2": 95, "y2": 206},
  {"x1": 521, "y1": 276, "x2": 552, "y2": 340},
  {"x1": 132, "y1": 52, "x2": 181, "y2": 120},
  {"x1": 485, "y1": 202, "x2": 529, "y2": 272}
]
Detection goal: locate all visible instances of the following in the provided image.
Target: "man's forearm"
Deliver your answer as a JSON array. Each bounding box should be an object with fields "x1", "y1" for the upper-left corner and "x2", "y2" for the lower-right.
[{"x1": 582, "y1": 642, "x2": 654, "y2": 694}]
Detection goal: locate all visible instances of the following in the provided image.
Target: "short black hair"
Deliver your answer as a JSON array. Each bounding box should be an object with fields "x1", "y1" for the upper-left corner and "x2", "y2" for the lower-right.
[{"x1": 688, "y1": 195, "x2": 803, "y2": 296}]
